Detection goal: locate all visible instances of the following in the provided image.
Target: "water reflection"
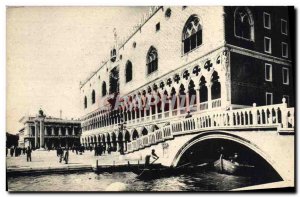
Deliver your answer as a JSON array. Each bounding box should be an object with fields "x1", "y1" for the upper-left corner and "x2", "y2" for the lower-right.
[{"x1": 8, "y1": 170, "x2": 270, "y2": 191}]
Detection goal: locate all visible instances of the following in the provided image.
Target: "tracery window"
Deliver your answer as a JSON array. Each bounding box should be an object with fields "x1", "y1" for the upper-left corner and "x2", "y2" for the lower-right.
[
  {"x1": 234, "y1": 7, "x2": 254, "y2": 41},
  {"x1": 183, "y1": 15, "x2": 202, "y2": 54},
  {"x1": 146, "y1": 46, "x2": 158, "y2": 75}
]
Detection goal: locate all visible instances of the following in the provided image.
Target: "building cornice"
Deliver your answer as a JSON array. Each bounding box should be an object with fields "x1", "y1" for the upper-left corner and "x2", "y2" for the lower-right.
[{"x1": 226, "y1": 44, "x2": 292, "y2": 66}]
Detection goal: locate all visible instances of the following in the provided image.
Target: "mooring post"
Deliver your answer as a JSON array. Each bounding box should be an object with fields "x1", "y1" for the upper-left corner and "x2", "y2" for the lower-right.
[{"x1": 96, "y1": 160, "x2": 98, "y2": 169}]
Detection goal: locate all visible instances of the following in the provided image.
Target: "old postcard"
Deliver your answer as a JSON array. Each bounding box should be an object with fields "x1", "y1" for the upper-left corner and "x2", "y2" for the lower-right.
[{"x1": 6, "y1": 6, "x2": 295, "y2": 192}]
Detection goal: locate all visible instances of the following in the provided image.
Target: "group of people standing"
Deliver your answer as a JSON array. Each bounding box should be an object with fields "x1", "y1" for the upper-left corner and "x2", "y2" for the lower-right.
[
  {"x1": 6, "y1": 146, "x2": 26, "y2": 157},
  {"x1": 6, "y1": 146, "x2": 32, "y2": 162},
  {"x1": 56, "y1": 147, "x2": 69, "y2": 164}
]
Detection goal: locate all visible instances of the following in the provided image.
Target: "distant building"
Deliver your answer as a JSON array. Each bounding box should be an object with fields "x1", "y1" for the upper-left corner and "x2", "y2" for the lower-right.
[
  {"x1": 18, "y1": 109, "x2": 81, "y2": 149},
  {"x1": 6, "y1": 132, "x2": 19, "y2": 148},
  {"x1": 79, "y1": 6, "x2": 294, "y2": 152}
]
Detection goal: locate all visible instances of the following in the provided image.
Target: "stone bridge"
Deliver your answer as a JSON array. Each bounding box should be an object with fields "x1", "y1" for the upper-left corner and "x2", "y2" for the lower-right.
[
  {"x1": 123, "y1": 101, "x2": 294, "y2": 184},
  {"x1": 81, "y1": 100, "x2": 294, "y2": 186}
]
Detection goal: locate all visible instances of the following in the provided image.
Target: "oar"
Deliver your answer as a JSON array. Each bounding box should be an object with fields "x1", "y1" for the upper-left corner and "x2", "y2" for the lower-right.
[
  {"x1": 175, "y1": 162, "x2": 191, "y2": 169},
  {"x1": 137, "y1": 157, "x2": 159, "y2": 178}
]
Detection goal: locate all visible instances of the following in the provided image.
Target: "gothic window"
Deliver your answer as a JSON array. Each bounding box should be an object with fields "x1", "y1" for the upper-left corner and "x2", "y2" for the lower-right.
[
  {"x1": 182, "y1": 15, "x2": 202, "y2": 54},
  {"x1": 211, "y1": 71, "x2": 221, "y2": 100},
  {"x1": 234, "y1": 7, "x2": 254, "y2": 41},
  {"x1": 109, "y1": 67, "x2": 119, "y2": 94},
  {"x1": 199, "y1": 76, "x2": 208, "y2": 103},
  {"x1": 91, "y1": 90, "x2": 95, "y2": 104},
  {"x1": 84, "y1": 96, "x2": 87, "y2": 109},
  {"x1": 102, "y1": 81, "x2": 107, "y2": 97},
  {"x1": 125, "y1": 61, "x2": 133, "y2": 82},
  {"x1": 146, "y1": 46, "x2": 158, "y2": 75}
]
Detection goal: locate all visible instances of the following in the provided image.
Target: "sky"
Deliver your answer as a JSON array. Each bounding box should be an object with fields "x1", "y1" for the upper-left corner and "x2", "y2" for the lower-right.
[{"x1": 6, "y1": 6, "x2": 150, "y2": 134}]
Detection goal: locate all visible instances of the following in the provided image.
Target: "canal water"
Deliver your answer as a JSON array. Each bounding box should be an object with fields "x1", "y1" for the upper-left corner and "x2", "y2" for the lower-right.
[{"x1": 7, "y1": 171, "x2": 272, "y2": 191}]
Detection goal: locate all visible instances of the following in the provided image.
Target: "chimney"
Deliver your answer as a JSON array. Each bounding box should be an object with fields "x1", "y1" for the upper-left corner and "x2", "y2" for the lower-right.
[{"x1": 60, "y1": 110, "x2": 62, "y2": 119}]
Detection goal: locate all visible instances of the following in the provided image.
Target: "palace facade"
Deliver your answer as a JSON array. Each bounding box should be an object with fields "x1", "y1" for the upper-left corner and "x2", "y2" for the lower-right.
[
  {"x1": 79, "y1": 6, "x2": 294, "y2": 153},
  {"x1": 18, "y1": 110, "x2": 81, "y2": 149}
]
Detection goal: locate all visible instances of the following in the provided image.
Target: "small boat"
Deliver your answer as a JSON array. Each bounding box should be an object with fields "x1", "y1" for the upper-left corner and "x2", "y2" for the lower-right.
[
  {"x1": 213, "y1": 155, "x2": 255, "y2": 175},
  {"x1": 132, "y1": 163, "x2": 210, "y2": 179}
]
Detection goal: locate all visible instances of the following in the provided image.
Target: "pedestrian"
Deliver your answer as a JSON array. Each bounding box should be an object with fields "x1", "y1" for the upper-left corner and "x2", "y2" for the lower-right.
[
  {"x1": 23, "y1": 147, "x2": 26, "y2": 155},
  {"x1": 151, "y1": 149, "x2": 159, "y2": 160},
  {"x1": 59, "y1": 148, "x2": 64, "y2": 163},
  {"x1": 6, "y1": 147, "x2": 8, "y2": 157},
  {"x1": 56, "y1": 147, "x2": 60, "y2": 157},
  {"x1": 64, "y1": 148, "x2": 69, "y2": 164},
  {"x1": 26, "y1": 146, "x2": 32, "y2": 162},
  {"x1": 10, "y1": 146, "x2": 14, "y2": 157},
  {"x1": 185, "y1": 111, "x2": 192, "y2": 118}
]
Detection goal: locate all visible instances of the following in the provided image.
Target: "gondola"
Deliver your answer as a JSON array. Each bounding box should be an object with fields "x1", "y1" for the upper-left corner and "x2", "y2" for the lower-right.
[
  {"x1": 132, "y1": 163, "x2": 210, "y2": 179},
  {"x1": 213, "y1": 155, "x2": 255, "y2": 175}
]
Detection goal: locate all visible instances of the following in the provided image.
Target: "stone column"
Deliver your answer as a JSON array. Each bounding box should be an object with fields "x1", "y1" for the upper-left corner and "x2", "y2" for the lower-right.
[
  {"x1": 39, "y1": 118, "x2": 45, "y2": 148},
  {"x1": 207, "y1": 83, "x2": 212, "y2": 109},
  {"x1": 72, "y1": 127, "x2": 75, "y2": 136},
  {"x1": 66, "y1": 127, "x2": 69, "y2": 136},
  {"x1": 177, "y1": 94, "x2": 180, "y2": 115},
  {"x1": 186, "y1": 92, "x2": 190, "y2": 112},
  {"x1": 51, "y1": 127, "x2": 55, "y2": 136},
  {"x1": 196, "y1": 88, "x2": 200, "y2": 111},
  {"x1": 59, "y1": 127, "x2": 62, "y2": 136},
  {"x1": 35, "y1": 121, "x2": 38, "y2": 148}
]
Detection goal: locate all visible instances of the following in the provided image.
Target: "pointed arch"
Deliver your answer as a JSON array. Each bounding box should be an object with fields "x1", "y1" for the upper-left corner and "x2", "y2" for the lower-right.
[
  {"x1": 91, "y1": 90, "x2": 96, "y2": 104},
  {"x1": 211, "y1": 71, "x2": 221, "y2": 100},
  {"x1": 102, "y1": 81, "x2": 107, "y2": 97},
  {"x1": 199, "y1": 76, "x2": 208, "y2": 103},
  {"x1": 146, "y1": 46, "x2": 158, "y2": 74},
  {"x1": 84, "y1": 96, "x2": 87, "y2": 109},
  {"x1": 125, "y1": 60, "x2": 133, "y2": 82},
  {"x1": 182, "y1": 15, "x2": 202, "y2": 54},
  {"x1": 234, "y1": 7, "x2": 255, "y2": 41}
]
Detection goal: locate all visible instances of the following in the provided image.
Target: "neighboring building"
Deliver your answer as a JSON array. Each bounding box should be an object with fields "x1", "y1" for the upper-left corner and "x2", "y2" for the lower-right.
[
  {"x1": 18, "y1": 109, "x2": 81, "y2": 149},
  {"x1": 6, "y1": 132, "x2": 19, "y2": 148},
  {"x1": 79, "y1": 6, "x2": 294, "y2": 152}
]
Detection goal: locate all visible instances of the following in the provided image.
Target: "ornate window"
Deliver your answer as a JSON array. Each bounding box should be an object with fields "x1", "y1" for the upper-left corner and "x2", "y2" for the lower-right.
[
  {"x1": 182, "y1": 15, "x2": 202, "y2": 54},
  {"x1": 102, "y1": 81, "x2": 107, "y2": 97},
  {"x1": 234, "y1": 7, "x2": 254, "y2": 41},
  {"x1": 91, "y1": 90, "x2": 96, "y2": 104},
  {"x1": 84, "y1": 96, "x2": 87, "y2": 109},
  {"x1": 125, "y1": 60, "x2": 133, "y2": 82},
  {"x1": 146, "y1": 46, "x2": 158, "y2": 75}
]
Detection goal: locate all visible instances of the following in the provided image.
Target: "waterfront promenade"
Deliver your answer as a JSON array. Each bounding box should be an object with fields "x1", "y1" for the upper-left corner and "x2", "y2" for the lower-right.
[{"x1": 6, "y1": 150, "x2": 130, "y2": 175}]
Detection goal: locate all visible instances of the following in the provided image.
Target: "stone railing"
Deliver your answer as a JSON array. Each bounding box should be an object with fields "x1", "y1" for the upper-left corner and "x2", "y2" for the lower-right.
[
  {"x1": 200, "y1": 102, "x2": 208, "y2": 110},
  {"x1": 212, "y1": 98, "x2": 221, "y2": 109},
  {"x1": 126, "y1": 101, "x2": 294, "y2": 154}
]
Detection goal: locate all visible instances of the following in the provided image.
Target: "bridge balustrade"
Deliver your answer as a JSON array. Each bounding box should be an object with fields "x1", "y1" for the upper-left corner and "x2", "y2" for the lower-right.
[
  {"x1": 149, "y1": 132, "x2": 156, "y2": 144},
  {"x1": 137, "y1": 138, "x2": 143, "y2": 149},
  {"x1": 127, "y1": 143, "x2": 132, "y2": 152},
  {"x1": 142, "y1": 136, "x2": 149, "y2": 147},
  {"x1": 132, "y1": 140, "x2": 137, "y2": 151},
  {"x1": 162, "y1": 126, "x2": 173, "y2": 139},
  {"x1": 155, "y1": 129, "x2": 163, "y2": 142},
  {"x1": 82, "y1": 101, "x2": 294, "y2": 154}
]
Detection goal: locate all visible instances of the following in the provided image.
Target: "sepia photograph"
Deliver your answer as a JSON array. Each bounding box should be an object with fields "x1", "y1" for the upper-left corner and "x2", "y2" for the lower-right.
[{"x1": 5, "y1": 4, "x2": 295, "y2": 192}]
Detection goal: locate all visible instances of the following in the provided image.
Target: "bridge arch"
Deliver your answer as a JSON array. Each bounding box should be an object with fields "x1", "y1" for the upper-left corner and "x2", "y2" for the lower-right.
[{"x1": 171, "y1": 131, "x2": 282, "y2": 180}]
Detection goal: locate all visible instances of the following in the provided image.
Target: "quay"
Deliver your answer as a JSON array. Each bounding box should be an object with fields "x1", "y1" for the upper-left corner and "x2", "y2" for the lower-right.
[{"x1": 6, "y1": 150, "x2": 153, "y2": 176}]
